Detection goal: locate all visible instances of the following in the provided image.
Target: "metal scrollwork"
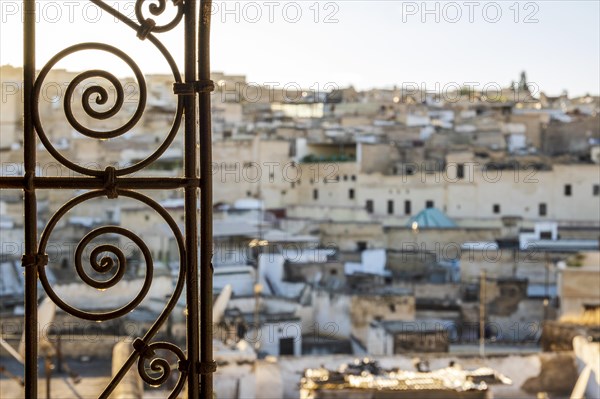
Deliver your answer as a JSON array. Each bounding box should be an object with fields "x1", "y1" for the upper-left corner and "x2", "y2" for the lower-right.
[
  {"x1": 32, "y1": 0, "x2": 186, "y2": 177},
  {"x1": 136, "y1": 341, "x2": 188, "y2": 398},
  {"x1": 74, "y1": 226, "x2": 150, "y2": 291},
  {"x1": 35, "y1": 44, "x2": 147, "y2": 142},
  {"x1": 37, "y1": 190, "x2": 185, "y2": 323},
  {"x1": 0, "y1": 0, "x2": 216, "y2": 396},
  {"x1": 135, "y1": 0, "x2": 185, "y2": 35},
  {"x1": 29, "y1": 1, "x2": 193, "y2": 395},
  {"x1": 32, "y1": 40, "x2": 183, "y2": 177}
]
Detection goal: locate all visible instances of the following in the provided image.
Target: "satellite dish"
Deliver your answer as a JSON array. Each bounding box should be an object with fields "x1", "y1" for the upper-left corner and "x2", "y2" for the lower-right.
[
  {"x1": 1, "y1": 297, "x2": 79, "y2": 388},
  {"x1": 212, "y1": 284, "x2": 232, "y2": 325},
  {"x1": 18, "y1": 297, "x2": 56, "y2": 360},
  {"x1": 0, "y1": 337, "x2": 24, "y2": 364}
]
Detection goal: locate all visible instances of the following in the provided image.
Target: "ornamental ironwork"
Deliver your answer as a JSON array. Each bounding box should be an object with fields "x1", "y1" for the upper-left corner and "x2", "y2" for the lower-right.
[{"x1": 0, "y1": 0, "x2": 215, "y2": 397}]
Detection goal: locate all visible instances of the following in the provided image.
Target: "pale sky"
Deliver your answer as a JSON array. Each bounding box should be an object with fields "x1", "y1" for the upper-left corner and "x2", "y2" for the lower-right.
[{"x1": 1, "y1": 1, "x2": 599, "y2": 97}]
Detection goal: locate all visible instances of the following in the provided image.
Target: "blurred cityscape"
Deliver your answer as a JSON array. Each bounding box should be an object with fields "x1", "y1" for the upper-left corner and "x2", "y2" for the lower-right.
[{"x1": 1, "y1": 64, "x2": 599, "y2": 398}]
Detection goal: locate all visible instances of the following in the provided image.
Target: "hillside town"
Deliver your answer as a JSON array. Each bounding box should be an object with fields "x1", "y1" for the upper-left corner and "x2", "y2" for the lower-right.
[{"x1": 1, "y1": 64, "x2": 599, "y2": 398}]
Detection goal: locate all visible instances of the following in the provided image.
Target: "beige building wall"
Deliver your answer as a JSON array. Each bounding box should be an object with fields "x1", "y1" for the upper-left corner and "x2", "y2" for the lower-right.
[
  {"x1": 120, "y1": 204, "x2": 185, "y2": 262},
  {"x1": 311, "y1": 290, "x2": 415, "y2": 344},
  {"x1": 350, "y1": 294, "x2": 415, "y2": 345},
  {"x1": 459, "y1": 249, "x2": 554, "y2": 284},
  {"x1": 319, "y1": 221, "x2": 384, "y2": 251},
  {"x1": 447, "y1": 163, "x2": 600, "y2": 222},
  {"x1": 358, "y1": 172, "x2": 446, "y2": 217},
  {"x1": 509, "y1": 113, "x2": 548, "y2": 148},
  {"x1": 210, "y1": 138, "x2": 600, "y2": 223},
  {"x1": 359, "y1": 143, "x2": 400, "y2": 174},
  {"x1": 1, "y1": 65, "x2": 22, "y2": 149},
  {"x1": 386, "y1": 227, "x2": 501, "y2": 252},
  {"x1": 558, "y1": 253, "x2": 600, "y2": 317}
]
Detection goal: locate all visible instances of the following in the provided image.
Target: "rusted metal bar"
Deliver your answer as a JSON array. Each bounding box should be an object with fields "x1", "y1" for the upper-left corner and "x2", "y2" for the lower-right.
[
  {"x1": 0, "y1": 177, "x2": 22, "y2": 189},
  {"x1": 23, "y1": 0, "x2": 38, "y2": 397},
  {"x1": 184, "y1": 0, "x2": 200, "y2": 397},
  {"x1": 0, "y1": 177, "x2": 201, "y2": 190},
  {"x1": 479, "y1": 270, "x2": 486, "y2": 358},
  {"x1": 1, "y1": 1, "x2": 215, "y2": 397},
  {"x1": 199, "y1": 0, "x2": 215, "y2": 397}
]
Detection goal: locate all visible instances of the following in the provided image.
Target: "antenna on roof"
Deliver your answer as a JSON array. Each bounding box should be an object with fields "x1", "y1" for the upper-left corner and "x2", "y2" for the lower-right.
[{"x1": 0, "y1": 297, "x2": 80, "y2": 396}]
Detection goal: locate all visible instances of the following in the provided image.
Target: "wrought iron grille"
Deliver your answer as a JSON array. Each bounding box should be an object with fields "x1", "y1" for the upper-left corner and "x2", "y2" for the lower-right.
[{"x1": 0, "y1": 0, "x2": 215, "y2": 397}]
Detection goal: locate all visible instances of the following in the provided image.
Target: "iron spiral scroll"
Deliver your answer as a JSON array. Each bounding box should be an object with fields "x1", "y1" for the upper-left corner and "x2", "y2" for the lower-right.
[
  {"x1": 23, "y1": 0, "x2": 209, "y2": 397},
  {"x1": 32, "y1": 0, "x2": 186, "y2": 177}
]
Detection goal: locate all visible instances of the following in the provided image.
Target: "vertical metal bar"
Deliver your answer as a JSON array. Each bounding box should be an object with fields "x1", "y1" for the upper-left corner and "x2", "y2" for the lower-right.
[
  {"x1": 479, "y1": 270, "x2": 486, "y2": 358},
  {"x1": 199, "y1": 0, "x2": 214, "y2": 397},
  {"x1": 23, "y1": 0, "x2": 38, "y2": 396},
  {"x1": 184, "y1": 0, "x2": 200, "y2": 397},
  {"x1": 45, "y1": 357, "x2": 51, "y2": 399},
  {"x1": 544, "y1": 253, "x2": 549, "y2": 321}
]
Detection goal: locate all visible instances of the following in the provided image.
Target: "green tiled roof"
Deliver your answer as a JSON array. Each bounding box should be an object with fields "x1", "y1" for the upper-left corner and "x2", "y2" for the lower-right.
[{"x1": 407, "y1": 208, "x2": 457, "y2": 228}]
